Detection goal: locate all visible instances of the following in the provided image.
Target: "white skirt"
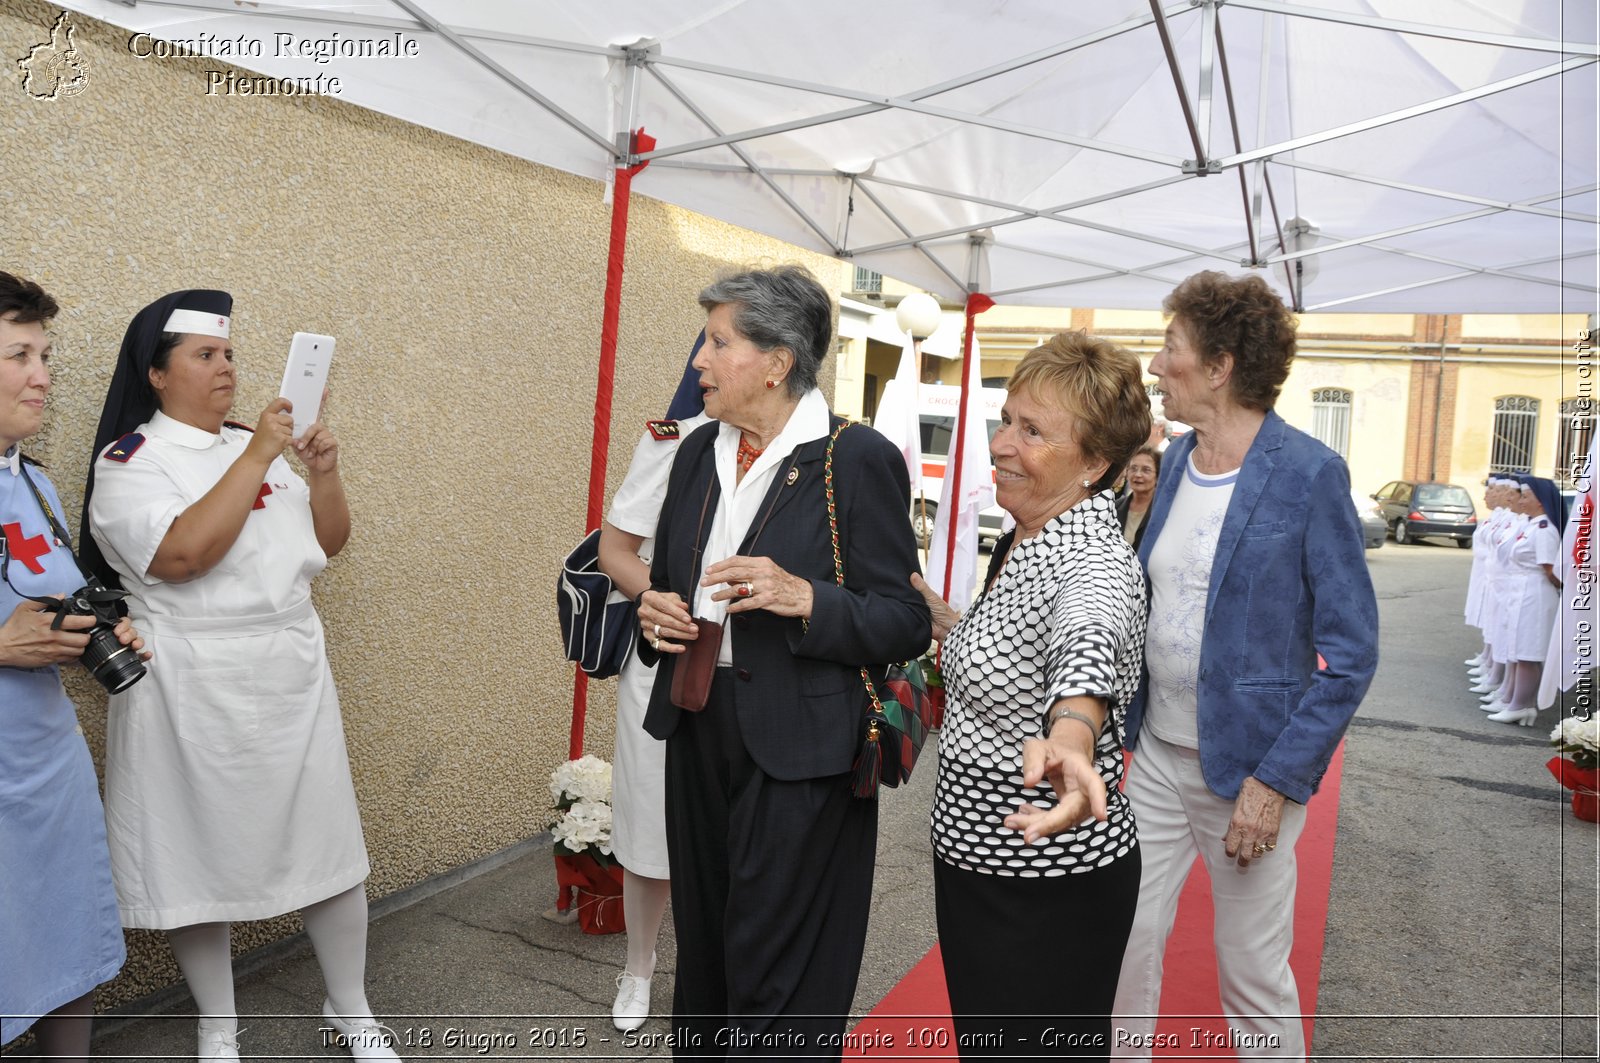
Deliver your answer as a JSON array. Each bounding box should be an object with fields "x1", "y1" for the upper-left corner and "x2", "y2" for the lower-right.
[
  {"x1": 610, "y1": 648, "x2": 670, "y2": 879},
  {"x1": 103, "y1": 608, "x2": 369, "y2": 929}
]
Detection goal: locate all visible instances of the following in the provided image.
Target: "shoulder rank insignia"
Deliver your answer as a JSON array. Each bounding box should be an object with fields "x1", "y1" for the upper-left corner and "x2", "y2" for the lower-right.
[
  {"x1": 223, "y1": 420, "x2": 255, "y2": 433},
  {"x1": 103, "y1": 433, "x2": 145, "y2": 463},
  {"x1": 1538, "y1": 518, "x2": 1549, "y2": 527},
  {"x1": 646, "y1": 419, "x2": 680, "y2": 441}
]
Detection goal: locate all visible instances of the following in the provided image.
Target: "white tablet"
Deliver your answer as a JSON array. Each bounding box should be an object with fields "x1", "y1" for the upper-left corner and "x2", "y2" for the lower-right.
[{"x1": 277, "y1": 332, "x2": 335, "y2": 439}]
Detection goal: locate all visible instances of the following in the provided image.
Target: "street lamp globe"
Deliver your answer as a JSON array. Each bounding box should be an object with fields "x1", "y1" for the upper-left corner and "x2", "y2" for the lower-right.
[{"x1": 895, "y1": 292, "x2": 942, "y2": 340}]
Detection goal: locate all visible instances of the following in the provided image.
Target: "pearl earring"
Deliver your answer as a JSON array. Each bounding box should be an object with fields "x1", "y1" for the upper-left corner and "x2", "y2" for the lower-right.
[{"x1": 1081, "y1": 478, "x2": 1093, "y2": 489}]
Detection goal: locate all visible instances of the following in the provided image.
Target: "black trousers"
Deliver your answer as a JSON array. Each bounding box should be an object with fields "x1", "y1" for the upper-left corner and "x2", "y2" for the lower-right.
[
  {"x1": 664, "y1": 671, "x2": 879, "y2": 1060},
  {"x1": 934, "y1": 849, "x2": 1141, "y2": 1060}
]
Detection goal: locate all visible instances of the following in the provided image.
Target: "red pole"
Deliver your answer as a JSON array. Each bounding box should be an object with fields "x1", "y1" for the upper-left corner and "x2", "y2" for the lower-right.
[
  {"x1": 941, "y1": 293, "x2": 995, "y2": 600},
  {"x1": 570, "y1": 129, "x2": 654, "y2": 761}
]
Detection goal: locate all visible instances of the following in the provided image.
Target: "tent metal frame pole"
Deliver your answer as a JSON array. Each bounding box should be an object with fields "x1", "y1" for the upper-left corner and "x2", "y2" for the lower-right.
[
  {"x1": 1227, "y1": 0, "x2": 1600, "y2": 57},
  {"x1": 1210, "y1": 10, "x2": 1259, "y2": 269},
  {"x1": 988, "y1": 238, "x2": 1205, "y2": 286},
  {"x1": 647, "y1": 65, "x2": 842, "y2": 253},
  {"x1": 1148, "y1": 0, "x2": 1213, "y2": 173},
  {"x1": 1264, "y1": 208, "x2": 1507, "y2": 264},
  {"x1": 1306, "y1": 273, "x2": 1478, "y2": 311},
  {"x1": 1310, "y1": 233, "x2": 1600, "y2": 294},
  {"x1": 850, "y1": 183, "x2": 968, "y2": 294},
  {"x1": 637, "y1": 80, "x2": 1178, "y2": 168},
  {"x1": 636, "y1": 3, "x2": 1189, "y2": 168},
  {"x1": 1196, "y1": 0, "x2": 1219, "y2": 161},
  {"x1": 389, "y1": 0, "x2": 616, "y2": 157},
  {"x1": 1222, "y1": 56, "x2": 1596, "y2": 170},
  {"x1": 846, "y1": 175, "x2": 1208, "y2": 261},
  {"x1": 649, "y1": 161, "x2": 837, "y2": 178},
  {"x1": 844, "y1": 174, "x2": 1187, "y2": 256},
  {"x1": 1276, "y1": 161, "x2": 1599, "y2": 224}
]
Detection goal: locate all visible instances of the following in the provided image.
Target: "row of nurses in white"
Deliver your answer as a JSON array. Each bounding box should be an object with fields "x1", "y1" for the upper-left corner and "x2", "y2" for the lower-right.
[
  {"x1": 606, "y1": 412, "x2": 711, "y2": 879},
  {"x1": 1462, "y1": 499, "x2": 1508, "y2": 640},
  {"x1": 1487, "y1": 510, "x2": 1560, "y2": 663},
  {"x1": 88, "y1": 410, "x2": 369, "y2": 929}
]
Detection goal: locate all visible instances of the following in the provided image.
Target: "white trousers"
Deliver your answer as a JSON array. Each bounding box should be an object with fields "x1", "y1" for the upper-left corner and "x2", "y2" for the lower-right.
[{"x1": 1112, "y1": 732, "x2": 1309, "y2": 1062}]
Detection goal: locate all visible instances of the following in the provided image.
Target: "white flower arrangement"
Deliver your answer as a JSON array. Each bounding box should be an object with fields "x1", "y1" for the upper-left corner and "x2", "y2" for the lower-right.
[
  {"x1": 1549, "y1": 714, "x2": 1600, "y2": 771},
  {"x1": 549, "y1": 755, "x2": 615, "y2": 861}
]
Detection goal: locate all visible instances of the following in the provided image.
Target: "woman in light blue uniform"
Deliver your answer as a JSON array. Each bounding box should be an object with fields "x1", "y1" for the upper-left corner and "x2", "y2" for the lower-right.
[{"x1": 0, "y1": 271, "x2": 143, "y2": 1059}]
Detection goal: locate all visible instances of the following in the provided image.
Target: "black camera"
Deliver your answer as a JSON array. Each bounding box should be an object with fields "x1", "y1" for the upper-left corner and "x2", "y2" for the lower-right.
[{"x1": 41, "y1": 577, "x2": 147, "y2": 694}]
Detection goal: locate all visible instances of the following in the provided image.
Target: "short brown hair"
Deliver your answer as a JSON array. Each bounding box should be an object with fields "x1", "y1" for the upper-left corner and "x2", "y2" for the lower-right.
[
  {"x1": 1163, "y1": 271, "x2": 1296, "y2": 411},
  {"x1": 0, "y1": 271, "x2": 59, "y2": 324},
  {"x1": 1007, "y1": 330, "x2": 1152, "y2": 492}
]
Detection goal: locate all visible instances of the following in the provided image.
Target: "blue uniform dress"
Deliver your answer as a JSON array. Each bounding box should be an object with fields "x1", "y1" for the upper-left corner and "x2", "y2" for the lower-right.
[{"x1": 0, "y1": 451, "x2": 125, "y2": 1043}]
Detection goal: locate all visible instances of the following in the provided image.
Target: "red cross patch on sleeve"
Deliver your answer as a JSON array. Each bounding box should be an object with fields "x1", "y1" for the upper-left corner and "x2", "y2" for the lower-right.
[{"x1": 646, "y1": 419, "x2": 680, "y2": 441}]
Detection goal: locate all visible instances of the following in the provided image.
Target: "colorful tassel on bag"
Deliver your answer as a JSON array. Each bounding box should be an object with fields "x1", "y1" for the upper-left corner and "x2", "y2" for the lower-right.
[{"x1": 851, "y1": 718, "x2": 883, "y2": 798}]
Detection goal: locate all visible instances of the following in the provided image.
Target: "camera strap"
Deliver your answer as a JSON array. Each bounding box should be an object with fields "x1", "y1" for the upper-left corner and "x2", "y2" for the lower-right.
[{"x1": 16, "y1": 461, "x2": 77, "y2": 552}]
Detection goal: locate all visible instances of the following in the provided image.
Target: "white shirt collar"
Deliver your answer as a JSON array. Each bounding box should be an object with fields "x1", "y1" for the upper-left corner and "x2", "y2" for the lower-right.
[
  {"x1": 3, "y1": 444, "x2": 18, "y2": 476},
  {"x1": 714, "y1": 387, "x2": 831, "y2": 478},
  {"x1": 146, "y1": 409, "x2": 225, "y2": 450}
]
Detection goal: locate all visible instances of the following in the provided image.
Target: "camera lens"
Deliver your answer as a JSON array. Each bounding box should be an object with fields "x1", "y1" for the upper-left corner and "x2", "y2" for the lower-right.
[{"x1": 80, "y1": 625, "x2": 146, "y2": 694}]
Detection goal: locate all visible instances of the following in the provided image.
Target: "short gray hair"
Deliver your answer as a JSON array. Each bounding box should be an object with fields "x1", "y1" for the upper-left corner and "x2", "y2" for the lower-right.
[{"x1": 698, "y1": 265, "x2": 833, "y2": 398}]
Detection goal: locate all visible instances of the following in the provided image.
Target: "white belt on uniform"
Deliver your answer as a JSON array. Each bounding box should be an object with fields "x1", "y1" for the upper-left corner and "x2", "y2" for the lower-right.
[{"x1": 134, "y1": 596, "x2": 316, "y2": 639}]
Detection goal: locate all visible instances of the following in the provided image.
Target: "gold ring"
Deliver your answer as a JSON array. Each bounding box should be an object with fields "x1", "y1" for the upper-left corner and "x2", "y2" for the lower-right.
[{"x1": 652, "y1": 637, "x2": 660, "y2": 651}]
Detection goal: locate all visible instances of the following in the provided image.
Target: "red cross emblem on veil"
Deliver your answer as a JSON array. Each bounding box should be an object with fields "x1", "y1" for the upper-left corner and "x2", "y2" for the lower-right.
[{"x1": 2, "y1": 521, "x2": 51, "y2": 574}]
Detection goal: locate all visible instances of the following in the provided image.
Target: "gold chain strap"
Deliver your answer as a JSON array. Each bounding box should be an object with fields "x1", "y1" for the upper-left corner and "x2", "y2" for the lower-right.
[{"x1": 822, "y1": 421, "x2": 886, "y2": 714}]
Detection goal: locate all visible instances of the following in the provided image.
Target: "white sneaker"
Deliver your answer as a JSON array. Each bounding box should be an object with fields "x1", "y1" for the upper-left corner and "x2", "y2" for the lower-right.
[
  {"x1": 322, "y1": 1000, "x2": 402, "y2": 1060},
  {"x1": 198, "y1": 1026, "x2": 242, "y2": 1062},
  {"x1": 612, "y1": 966, "x2": 653, "y2": 1032}
]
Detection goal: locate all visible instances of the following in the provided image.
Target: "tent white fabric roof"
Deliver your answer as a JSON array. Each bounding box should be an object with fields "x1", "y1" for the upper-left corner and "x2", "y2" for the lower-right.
[{"x1": 63, "y1": 0, "x2": 1599, "y2": 312}]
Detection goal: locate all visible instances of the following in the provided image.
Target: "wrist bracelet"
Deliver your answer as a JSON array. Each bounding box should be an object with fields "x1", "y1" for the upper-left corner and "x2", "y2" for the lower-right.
[
  {"x1": 1044, "y1": 705, "x2": 1103, "y2": 742},
  {"x1": 634, "y1": 588, "x2": 651, "y2": 608}
]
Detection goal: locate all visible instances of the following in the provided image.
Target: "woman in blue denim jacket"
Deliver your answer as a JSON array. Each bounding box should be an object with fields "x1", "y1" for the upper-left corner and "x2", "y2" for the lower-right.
[{"x1": 1111, "y1": 272, "x2": 1378, "y2": 1063}]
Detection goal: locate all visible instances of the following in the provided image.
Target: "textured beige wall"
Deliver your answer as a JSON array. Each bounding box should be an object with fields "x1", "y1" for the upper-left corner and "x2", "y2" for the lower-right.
[{"x1": 2, "y1": 0, "x2": 837, "y2": 1007}]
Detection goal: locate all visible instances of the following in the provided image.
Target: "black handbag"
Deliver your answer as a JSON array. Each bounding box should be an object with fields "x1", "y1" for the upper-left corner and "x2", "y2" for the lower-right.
[{"x1": 556, "y1": 529, "x2": 636, "y2": 679}]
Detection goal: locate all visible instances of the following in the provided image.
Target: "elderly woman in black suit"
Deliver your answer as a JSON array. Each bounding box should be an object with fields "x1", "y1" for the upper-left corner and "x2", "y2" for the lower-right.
[{"x1": 636, "y1": 265, "x2": 930, "y2": 1059}]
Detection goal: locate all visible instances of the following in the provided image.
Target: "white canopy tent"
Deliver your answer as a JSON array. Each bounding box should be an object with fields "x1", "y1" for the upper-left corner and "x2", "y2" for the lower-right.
[
  {"x1": 51, "y1": 0, "x2": 1600, "y2": 739},
  {"x1": 59, "y1": 0, "x2": 1598, "y2": 313}
]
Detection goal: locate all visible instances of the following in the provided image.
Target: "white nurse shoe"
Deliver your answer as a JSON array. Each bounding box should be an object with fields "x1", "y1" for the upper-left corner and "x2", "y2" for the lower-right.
[
  {"x1": 197, "y1": 1025, "x2": 243, "y2": 1061},
  {"x1": 321, "y1": 1001, "x2": 403, "y2": 1061}
]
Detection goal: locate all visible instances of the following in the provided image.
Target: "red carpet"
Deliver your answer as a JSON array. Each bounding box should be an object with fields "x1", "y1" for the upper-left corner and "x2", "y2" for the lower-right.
[{"x1": 848, "y1": 742, "x2": 1345, "y2": 1059}]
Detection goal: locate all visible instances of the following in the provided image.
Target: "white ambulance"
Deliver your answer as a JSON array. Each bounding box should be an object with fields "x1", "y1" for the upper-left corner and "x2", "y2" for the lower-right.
[{"x1": 911, "y1": 383, "x2": 1009, "y2": 548}]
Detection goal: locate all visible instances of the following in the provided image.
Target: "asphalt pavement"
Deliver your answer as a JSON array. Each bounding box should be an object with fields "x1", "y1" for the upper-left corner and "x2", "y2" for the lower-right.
[{"x1": 18, "y1": 540, "x2": 1599, "y2": 1062}]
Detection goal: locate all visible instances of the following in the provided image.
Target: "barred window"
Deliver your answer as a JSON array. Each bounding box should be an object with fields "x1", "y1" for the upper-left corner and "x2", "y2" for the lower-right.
[
  {"x1": 1489, "y1": 396, "x2": 1540, "y2": 474},
  {"x1": 1557, "y1": 397, "x2": 1594, "y2": 482},
  {"x1": 852, "y1": 267, "x2": 882, "y2": 294},
  {"x1": 1310, "y1": 387, "x2": 1352, "y2": 457}
]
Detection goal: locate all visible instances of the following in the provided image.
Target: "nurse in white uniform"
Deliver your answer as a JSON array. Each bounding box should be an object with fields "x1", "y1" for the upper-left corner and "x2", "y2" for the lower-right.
[
  {"x1": 595, "y1": 343, "x2": 711, "y2": 1031},
  {"x1": 80, "y1": 290, "x2": 398, "y2": 1063},
  {"x1": 1485, "y1": 477, "x2": 1564, "y2": 727}
]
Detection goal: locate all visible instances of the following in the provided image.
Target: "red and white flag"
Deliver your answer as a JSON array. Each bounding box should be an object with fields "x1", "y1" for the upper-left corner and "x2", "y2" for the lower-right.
[
  {"x1": 872, "y1": 331, "x2": 922, "y2": 488},
  {"x1": 927, "y1": 332, "x2": 995, "y2": 613},
  {"x1": 1540, "y1": 429, "x2": 1598, "y2": 707}
]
